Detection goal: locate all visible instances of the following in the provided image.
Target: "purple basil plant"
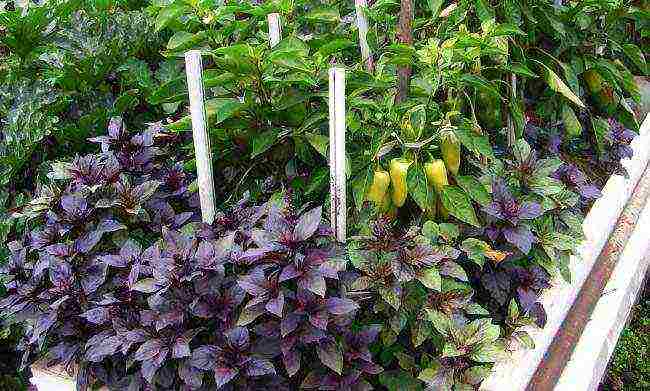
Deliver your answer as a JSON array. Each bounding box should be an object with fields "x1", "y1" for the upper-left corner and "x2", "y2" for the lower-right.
[
  {"x1": 0, "y1": 118, "x2": 371, "y2": 390},
  {"x1": 551, "y1": 163, "x2": 601, "y2": 200},
  {"x1": 482, "y1": 180, "x2": 543, "y2": 255}
]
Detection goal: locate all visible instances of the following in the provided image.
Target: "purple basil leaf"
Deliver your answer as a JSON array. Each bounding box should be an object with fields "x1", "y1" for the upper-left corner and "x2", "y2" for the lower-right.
[
  {"x1": 225, "y1": 327, "x2": 249, "y2": 348},
  {"x1": 190, "y1": 346, "x2": 218, "y2": 370},
  {"x1": 283, "y1": 349, "x2": 301, "y2": 377},
  {"x1": 99, "y1": 254, "x2": 127, "y2": 268},
  {"x1": 74, "y1": 231, "x2": 103, "y2": 254},
  {"x1": 172, "y1": 339, "x2": 191, "y2": 359},
  {"x1": 279, "y1": 264, "x2": 300, "y2": 283},
  {"x1": 214, "y1": 367, "x2": 239, "y2": 389},
  {"x1": 134, "y1": 339, "x2": 163, "y2": 361},
  {"x1": 518, "y1": 202, "x2": 543, "y2": 220},
  {"x1": 85, "y1": 335, "x2": 122, "y2": 362},
  {"x1": 503, "y1": 226, "x2": 536, "y2": 254},
  {"x1": 266, "y1": 291, "x2": 284, "y2": 317},
  {"x1": 293, "y1": 206, "x2": 322, "y2": 241},
  {"x1": 81, "y1": 261, "x2": 108, "y2": 294},
  {"x1": 80, "y1": 307, "x2": 111, "y2": 325},
  {"x1": 317, "y1": 340, "x2": 343, "y2": 375},
  {"x1": 246, "y1": 358, "x2": 276, "y2": 377},
  {"x1": 325, "y1": 297, "x2": 359, "y2": 315},
  {"x1": 578, "y1": 184, "x2": 601, "y2": 199}
]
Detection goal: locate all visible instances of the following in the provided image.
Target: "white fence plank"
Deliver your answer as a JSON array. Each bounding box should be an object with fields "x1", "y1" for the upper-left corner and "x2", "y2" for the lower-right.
[
  {"x1": 185, "y1": 50, "x2": 216, "y2": 224},
  {"x1": 268, "y1": 13, "x2": 282, "y2": 48},
  {"x1": 328, "y1": 67, "x2": 346, "y2": 243},
  {"x1": 355, "y1": 0, "x2": 373, "y2": 72}
]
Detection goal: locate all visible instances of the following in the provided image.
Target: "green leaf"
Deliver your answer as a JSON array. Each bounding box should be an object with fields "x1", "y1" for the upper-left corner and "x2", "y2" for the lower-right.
[
  {"x1": 462, "y1": 365, "x2": 492, "y2": 385},
  {"x1": 621, "y1": 43, "x2": 648, "y2": 75},
  {"x1": 304, "y1": 7, "x2": 340, "y2": 23},
  {"x1": 422, "y1": 221, "x2": 440, "y2": 242},
  {"x1": 509, "y1": 63, "x2": 538, "y2": 78},
  {"x1": 439, "y1": 186, "x2": 480, "y2": 227},
  {"x1": 592, "y1": 117, "x2": 610, "y2": 154},
  {"x1": 352, "y1": 167, "x2": 373, "y2": 211},
  {"x1": 456, "y1": 176, "x2": 491, "y2": 206},
  {"x1": 460, "y1": 238, "x2": 488, "y2": 267},
  {"x1": 489, "y1": 23, "x2": 525, "y2": 37},
  {"x1": 155, "y1": 4, "x2": 187, "y2": 32},
  {"x1": 304, "y1": 132, "x2": 328, "y2": 158},
  {"x1": 561, "y1": 104, "x2": 582, "y2": 138},
  {"x1": 529, "y1": 177, "x2": 564, "y2": 196},
  {"x1": 469, "y1": 342, "x2": 503, "y2": 363},
  {"x1": 457, "y1": 125, "x2": 495, "y2": 159},
  {"x1": 418, "y1": 267, "x2": 442, "y2": 291},
  {"x1": 113, "y1": 89, "x2": 139, "y2": 113},
  {"x1": 316, "y1": 39, "x2": 354, "y2": 58},
  {"x1": 429, "y1": 0, "x2": 444, "y2": 18},
  {"x1": 438, "y1": 223, "x2": 460, "y2": 243},
  {"x1": 407, "y1": 164, "x2": 430, "y2": 212},
  {"x1": 509, "y1": 99, "x2": 525, "y2": 139},
  {"x1": 536, "y1": 61, "x2": 586, "y2": 108},
  {"x1": 251, "y1": 130, "x2": 278, "y2": 158},
  {"x1": 474, "y1": 0, "x2": 494, "y2": 23}
]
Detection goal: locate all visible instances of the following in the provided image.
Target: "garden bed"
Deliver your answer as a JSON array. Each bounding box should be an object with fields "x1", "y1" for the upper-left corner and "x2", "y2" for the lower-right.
[
  {"x1": 27, "y1": 115, "x2": 650, "y2": 391},
  {"x1": 3, "y1": 2, "x2": 649, "y2": 391}
]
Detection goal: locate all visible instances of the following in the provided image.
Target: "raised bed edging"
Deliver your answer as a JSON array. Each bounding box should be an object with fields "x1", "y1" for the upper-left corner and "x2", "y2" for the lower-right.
[
  {"x1": 30, "y1": 116, "x2": 650, "y2": 390},
  {"x1": 481, "y1": 113, "x2": 650, "y2": 391}
]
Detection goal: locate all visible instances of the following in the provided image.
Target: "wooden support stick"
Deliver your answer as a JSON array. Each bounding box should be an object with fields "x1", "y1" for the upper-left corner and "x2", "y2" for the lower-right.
[
  {"x1": 355, "y1": 0, "x2": 373, "y2": 72},
  {"x1": 268, "y1": 13, "x2": 282, "y2": 48},
  {"x1": 507, "y1": 74, "x2": 517, "y2": 147},
  {"x1": 329, "y1": 67, "x2": 346, "y2": 243},
  {"x1": 185, "y1": 50, "x2": 216, "y2": 224}
]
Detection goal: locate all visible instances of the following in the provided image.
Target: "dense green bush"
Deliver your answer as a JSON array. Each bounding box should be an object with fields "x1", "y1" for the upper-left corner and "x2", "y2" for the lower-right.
[
  {"x1": 0, "y1": 0, "x2": 648, "y2": 390},
  {"x1": 602, "y1": 296, "x2": 650, "y2": 391}
]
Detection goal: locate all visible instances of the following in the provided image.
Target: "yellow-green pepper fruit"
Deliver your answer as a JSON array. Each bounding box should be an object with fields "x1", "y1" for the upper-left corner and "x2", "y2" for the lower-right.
[
  {"x1": 389, "y1": 158, "x2": 413, "y2": 208},
  {"x1": 425, "y1": 159, "x2": 449, "y2": 193},
  {"x1": 366, "y1": 169, "x2": 391, "y2": 205},
  {"x1": 440, "y1": 131, "x2": 461, "y2": 176}
]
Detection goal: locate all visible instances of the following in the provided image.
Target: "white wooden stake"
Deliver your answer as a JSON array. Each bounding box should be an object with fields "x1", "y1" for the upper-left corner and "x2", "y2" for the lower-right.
[
  {"x1": 355, "y1": 0, "x2": 373, "y2": 72},
  {"x1": 268, "y1": 13, "x2": 282, "y2": 48},
  {"x1": 329, "y1": 67, "x2": 346, "y2": 243},
  {"x1": 185, "y1": 50, "x2": 216, "y2": 224},
  {"x1": 507, "y1": 74, "x2": 517, "y2": 147}
]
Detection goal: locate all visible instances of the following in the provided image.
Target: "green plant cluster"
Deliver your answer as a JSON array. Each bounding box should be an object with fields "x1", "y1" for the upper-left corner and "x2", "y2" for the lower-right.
[
  {"x1": 0, "y1": 0, "x2": 182, "y2": 261},
  {"x1": 603, "y1": 297, "x2": 650, "y2": 391}
]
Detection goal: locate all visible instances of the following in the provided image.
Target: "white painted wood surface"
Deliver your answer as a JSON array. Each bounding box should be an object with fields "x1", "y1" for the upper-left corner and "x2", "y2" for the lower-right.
[
  {"x1": 354, "y1": 0, "x2": 373, "y2": 72},
  {"x1": 267, "y1": 13, "x2": 282, "y2": 48},
  {"x1": 185, "y1": 50, "x2": 216, "y2": 224},
  {"x1": 328, "y1": 67, "x2": 347, "y2": 243},
  {"x1": 480, "y1": 114, "x2": 650, "y2": 391},
  {"x1": 556, "y1": 199, "x2": 650, "y2": 391}
]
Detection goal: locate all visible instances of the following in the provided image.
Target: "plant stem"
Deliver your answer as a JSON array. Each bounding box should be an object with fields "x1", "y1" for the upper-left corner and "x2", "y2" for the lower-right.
[{"x1": 395, "y1": 0, "x2": 413, "y2": 104}]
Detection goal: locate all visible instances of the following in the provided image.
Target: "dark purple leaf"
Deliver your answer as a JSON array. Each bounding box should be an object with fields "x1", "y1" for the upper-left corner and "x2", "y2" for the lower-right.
[
  {"x1": 246, "y1": 358, "x2": 276, "y2": 377},
  {"x1": 80, "y1": 307, "x2": 110, "y2": 325},
  {"x1": 317, "y1": 340, "x2": 343, "y2": 375},
  {"x1": 190, "y1": 346, "x2": 218, "y2": 370},
  {"x1": 293, "y1": 206, "x2": 322, "y2": 241},
  {"x1": 325, "y1": 297, "x2": 359, "y2": 315},
  {"x1": 503, "y1": 226, "x2": 536, "y2": 254},
  {"x1": 214, "y1": 367, "x2": 239, "y2": 389},
  {"x1": 99, "y1": 254, "x2": 127, "y2": 268},
  {"x1": 266, "y1": 291, "x2": 284, "y2": 317},
  {"x1": 518, "y1": 202, "x2": 543, "y2": 220},
  {"x1": 134, "y1": 339, "x2": 163, "y2": 361}
]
